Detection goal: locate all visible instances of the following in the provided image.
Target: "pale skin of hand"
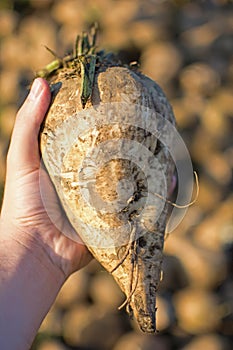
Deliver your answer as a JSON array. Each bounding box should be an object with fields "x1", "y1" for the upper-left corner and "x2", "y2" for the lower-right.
[{"x1": 0, "y1": 78, "x2": 92, "y2": 350}]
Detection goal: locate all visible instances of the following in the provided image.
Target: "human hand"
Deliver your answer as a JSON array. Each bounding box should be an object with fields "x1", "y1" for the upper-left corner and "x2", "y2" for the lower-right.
[
  {"x1": 0, "y1": 78, "x2": 93, "y2": 349},
  {"x1": 0, "y1": 78, "x2": 92, "y2": 279}
]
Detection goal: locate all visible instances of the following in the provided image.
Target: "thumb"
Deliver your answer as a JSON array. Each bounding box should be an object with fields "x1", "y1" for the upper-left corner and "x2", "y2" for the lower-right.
[{"x1": 7, "y1": 78, "x2": 51, "y2": 172}]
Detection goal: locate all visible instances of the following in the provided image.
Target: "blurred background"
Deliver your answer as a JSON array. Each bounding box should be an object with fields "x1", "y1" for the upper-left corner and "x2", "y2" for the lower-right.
[{"x1": 0, "y1": 0, "x2": 233, "y2": 349}]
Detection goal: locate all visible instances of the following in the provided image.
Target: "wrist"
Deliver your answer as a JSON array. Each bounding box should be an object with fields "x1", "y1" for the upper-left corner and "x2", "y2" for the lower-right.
[
  {"x1": 0, "y1": 217, "x2": 66, "y2": 285},
  {"x1": 0, "y1": 220, "x2": 65, "y2": 349}
]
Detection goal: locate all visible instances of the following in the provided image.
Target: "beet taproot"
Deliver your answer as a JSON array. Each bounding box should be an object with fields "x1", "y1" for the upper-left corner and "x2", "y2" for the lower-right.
[{"x1": 38, "y1": 25, "x2": 176, "y2": 333}]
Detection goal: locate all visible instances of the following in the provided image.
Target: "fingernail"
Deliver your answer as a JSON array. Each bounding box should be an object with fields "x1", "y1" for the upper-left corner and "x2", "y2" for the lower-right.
[{"x1": 29, "y1": 78, "x2": 43, "y2": 100}]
